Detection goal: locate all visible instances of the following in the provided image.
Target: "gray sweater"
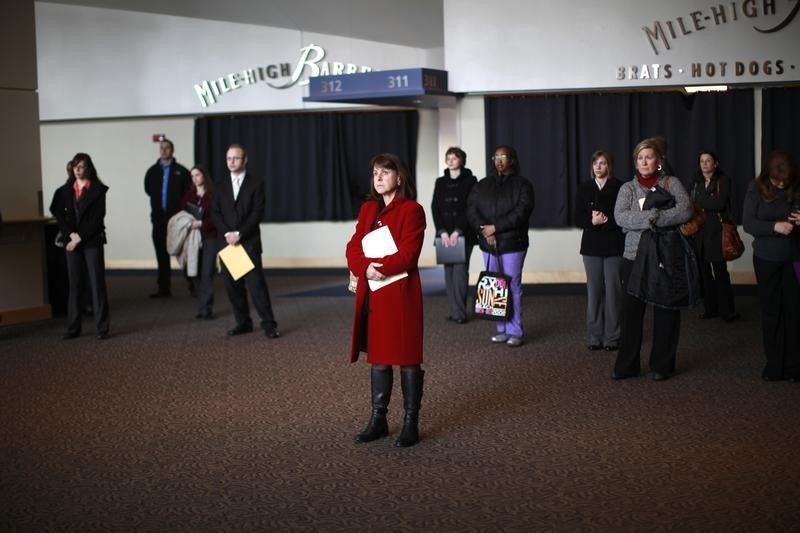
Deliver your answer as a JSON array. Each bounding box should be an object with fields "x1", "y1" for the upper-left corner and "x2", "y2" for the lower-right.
[{"x1": 614, "y1": 175, "x2": 692, "y2": 260}]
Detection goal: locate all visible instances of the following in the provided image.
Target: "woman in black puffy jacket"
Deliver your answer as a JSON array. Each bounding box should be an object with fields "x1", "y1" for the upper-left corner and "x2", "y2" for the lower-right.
[{"x1": 466, "y1": 145, "x2": 535, "y2": 347}]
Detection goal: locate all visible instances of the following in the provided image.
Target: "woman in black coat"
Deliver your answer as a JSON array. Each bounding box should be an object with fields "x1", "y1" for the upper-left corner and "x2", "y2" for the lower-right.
[
  {"x1": 575, "y1": 150, "x2": 624, "y2": 351},
  {"x1": 690, "y1": 151, "x2": 739, "y2": 322},
  {"x1": 431, "y1": 147, "x2": 477, "y2": 324},
  {"x1": 49, "y1": 153, "x2": 110, "y2": 339}
]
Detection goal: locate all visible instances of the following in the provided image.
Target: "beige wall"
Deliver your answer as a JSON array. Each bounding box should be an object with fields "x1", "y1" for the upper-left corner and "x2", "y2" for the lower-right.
[{"x1": 0, "y1": 0, "x2": 50, "y2": 325}]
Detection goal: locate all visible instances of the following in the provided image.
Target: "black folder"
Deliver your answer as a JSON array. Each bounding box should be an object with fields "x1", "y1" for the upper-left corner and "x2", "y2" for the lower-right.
[{"x1": 434, "y1": 236, "x2": 466, "y2": 264}]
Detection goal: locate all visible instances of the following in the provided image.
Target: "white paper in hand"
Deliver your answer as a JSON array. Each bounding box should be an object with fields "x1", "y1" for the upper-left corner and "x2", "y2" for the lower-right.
[{"x1": 361, "y1": 225, "x2": 408, "y2": 291}]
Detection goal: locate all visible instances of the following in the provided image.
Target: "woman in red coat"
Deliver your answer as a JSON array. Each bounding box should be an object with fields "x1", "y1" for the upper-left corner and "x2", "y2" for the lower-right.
[{"x1": 346, "y1": 153, "x2": 426, "y2": 447}]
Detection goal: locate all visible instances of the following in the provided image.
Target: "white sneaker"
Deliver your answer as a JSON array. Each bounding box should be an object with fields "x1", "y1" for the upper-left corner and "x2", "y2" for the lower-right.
[
  {"x1": 506, "y1": 337, "x2": 523, "y2": 347},
  {"x1": 491, "y1": 333, "x2": 509, "y2": 343}
]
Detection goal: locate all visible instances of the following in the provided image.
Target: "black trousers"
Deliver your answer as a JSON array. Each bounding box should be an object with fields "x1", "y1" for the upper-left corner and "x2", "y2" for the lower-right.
[
  {"x1": 65, "y1": 246, "x2": 110, "y2": 335},
  {"x1": 615, "y1": 259, "x2": 681, "y2": 376},
  {"x1": 699, "y1": 260, "x2": 736, "y2": 318},
  {"x1": 221, "y1": 248, "x2": 277, "y2": 330},
  {"x1": 151, "y1": 219, "x2": 171, "y2": 293},
  {"x1": 753, "y1": 255, "x2": 800, "y2": 380},
  {"x1": 192, "y1": 238, "x2": 217, "y2": 314}
]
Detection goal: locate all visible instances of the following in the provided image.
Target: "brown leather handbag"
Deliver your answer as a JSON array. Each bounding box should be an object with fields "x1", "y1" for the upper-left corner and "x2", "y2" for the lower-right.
[
  {"x1": 719, "y1": 214, "x2": 745, "y2": 261},
  {"x1": 679, "y1": 204, "x2": 706, "y2": 237}
]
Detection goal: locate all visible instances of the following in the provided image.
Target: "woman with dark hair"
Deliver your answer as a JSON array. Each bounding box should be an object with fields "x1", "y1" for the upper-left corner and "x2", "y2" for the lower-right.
[
  {"x1": 49, "y1": 153, "x2": 110, "y2": 339},
  {"x1": 466, "y1": 145, "x2": 535, "y2": 347},
  {"x1": 346, "y1": 153, "x2": 427, "y2": 447},
  {"x1": 743, "y1": 150, "x2": 800, "y2": 382},
  {"x1": 690, "y1": 151, "x2": 739, "y2": 322},
  {"x1": 180, "y1": 165, "x2": 217, "y2": 320},
  {"x1": 612, "y1": 138, "x2": 692, "y2": 381},
  {"x1": 575, "y1": 150, "x2": 624, "y2": 351},
  {"x1": 431, "y1": 146, "x2": 477, "y2": 324}
]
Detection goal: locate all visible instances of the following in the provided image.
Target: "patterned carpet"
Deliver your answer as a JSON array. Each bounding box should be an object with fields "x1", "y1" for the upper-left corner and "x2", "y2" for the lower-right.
[{"x1": 1, "y1": 271, "x2": 798, "y2": 532}]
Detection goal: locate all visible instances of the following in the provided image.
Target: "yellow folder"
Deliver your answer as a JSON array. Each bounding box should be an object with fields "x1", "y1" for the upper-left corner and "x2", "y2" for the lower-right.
[{"x1": 218, "y1": 244, "x2": 255, "y2": 281}]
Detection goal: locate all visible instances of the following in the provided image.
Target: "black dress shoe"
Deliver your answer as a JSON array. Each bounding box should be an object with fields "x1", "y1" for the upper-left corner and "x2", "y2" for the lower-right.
[
  {"x1": 652, "y1": 372, "x2": 671, "y2": 381},
  {"x1": 603, "y1": 344, "x2": 619, "y2": 352},
  {"x1": 788, "y1": 376, "x2": 800, "y2": 383},
  {"x1": 699, "y1": 312, "x2": 718, "y2": 319},
  {"x1": 722, "y1": 313, "x2": 740, "y2": 323},
  {"x1": 227, "y1": 322, "x2": 253, "y2": 336},
  {"x1": 264, "y1": 327, "x2": 280, "y2": 339},
  {"x1": 196, "y1": 311, "x2": 212, "y2": 320},
  {"x1": 587, "y1": 344, "x2": 603, "y2": 351},
  {"x1": 611, "y1": 371, "x2": 637, "y2": 380},
  {"x1": 62, "y1": 331, "x2": 80, "y2": 340},
  {"x1": 96, "y1": 332, "x2": 108, "y2": 340},
  {"x1": 762, "y1": 374, "x2": 785, "y2": 382},
  {"x1": 453, "y1": 317, "x2": 467, "y2": 324}
]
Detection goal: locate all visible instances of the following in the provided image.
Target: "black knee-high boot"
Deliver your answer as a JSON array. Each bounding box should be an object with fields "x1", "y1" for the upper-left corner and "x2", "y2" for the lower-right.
[
  {"x1": 354, "y1": 366, "x2": 393, "y2": 443},
  {"x1": 394, "y1": 368, "x2": 424, "y2": 448}
]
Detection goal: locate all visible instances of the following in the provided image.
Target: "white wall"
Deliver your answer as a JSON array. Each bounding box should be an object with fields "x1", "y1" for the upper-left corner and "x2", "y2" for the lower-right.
[
  {"x1": 36, "y1": 3, "x2": 434, "y2": 120},
  {"x1": 445, "y1": 0, "x2": 800, "y2": 92}
]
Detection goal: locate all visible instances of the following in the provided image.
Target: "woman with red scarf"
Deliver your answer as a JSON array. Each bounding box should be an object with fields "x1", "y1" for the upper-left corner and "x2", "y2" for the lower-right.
[{"x1": 612, "y1": 138, "x2": 692, "y2": 381}]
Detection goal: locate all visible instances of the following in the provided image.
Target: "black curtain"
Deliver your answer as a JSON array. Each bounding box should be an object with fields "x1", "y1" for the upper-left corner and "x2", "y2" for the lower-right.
[
  {"x1": 194, "y1": 110, "x2": 419, "y2": 222},
  {"x1": 485, "y1": 89, "x2": 754, "y2": 226},
  {"x1": 762, "y1": 86, "x2": 800, "y2": 166}
]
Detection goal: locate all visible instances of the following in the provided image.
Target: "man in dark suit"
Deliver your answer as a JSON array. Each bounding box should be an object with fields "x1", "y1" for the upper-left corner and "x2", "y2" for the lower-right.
[
  {"x1": 212, "y1": 144, "x2": 280, "y2": 338},
  {"x1": 144, "y1": 138, "x2": 191, "y2": 298}
]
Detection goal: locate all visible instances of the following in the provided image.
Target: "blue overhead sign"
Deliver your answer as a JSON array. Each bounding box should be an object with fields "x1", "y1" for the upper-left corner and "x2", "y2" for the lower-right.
[{"x1": 304, "y1": 68, "x2": 457, "y2": 107}]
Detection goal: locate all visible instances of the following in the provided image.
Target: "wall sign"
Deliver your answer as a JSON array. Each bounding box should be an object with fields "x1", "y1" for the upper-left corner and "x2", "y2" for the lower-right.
[
  {"x1": 619, "y1": 0, "x2": 798, "y2": 84},
  {"x1": 193, "y1": 44, "x2": 374, "y2": 108}
]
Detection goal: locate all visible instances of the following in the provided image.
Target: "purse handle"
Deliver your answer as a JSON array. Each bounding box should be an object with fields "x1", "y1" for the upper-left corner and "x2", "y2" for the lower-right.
[{"x1": 483, "y1": 244, "x2": 504, "y2": 275}]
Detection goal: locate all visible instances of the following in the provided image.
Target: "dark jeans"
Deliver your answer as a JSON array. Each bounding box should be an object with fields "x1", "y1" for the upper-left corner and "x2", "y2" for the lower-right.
[{"x1": 192, "y1": 238, "x2": 217, "y2": 314}]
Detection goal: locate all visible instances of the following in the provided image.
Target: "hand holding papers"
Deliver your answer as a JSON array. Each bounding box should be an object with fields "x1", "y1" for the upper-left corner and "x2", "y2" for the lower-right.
[
  {"x1": 362, "y1": 225, "x2": 408, "y2": 291},
  {"x1": 218, "y1": 244, "x2": 255, "y2": 281}
]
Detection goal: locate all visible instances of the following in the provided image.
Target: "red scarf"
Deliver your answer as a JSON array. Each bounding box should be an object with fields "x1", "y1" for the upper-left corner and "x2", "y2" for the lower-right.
[{"x1": 637, "y1": 173, "x2": 659, "y2": 189}]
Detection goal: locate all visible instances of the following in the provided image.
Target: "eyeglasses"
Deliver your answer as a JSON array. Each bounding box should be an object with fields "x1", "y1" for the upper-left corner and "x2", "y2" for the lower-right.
[{"x1": 492, "y1": 155, "x2": 509, "y2": 161}]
